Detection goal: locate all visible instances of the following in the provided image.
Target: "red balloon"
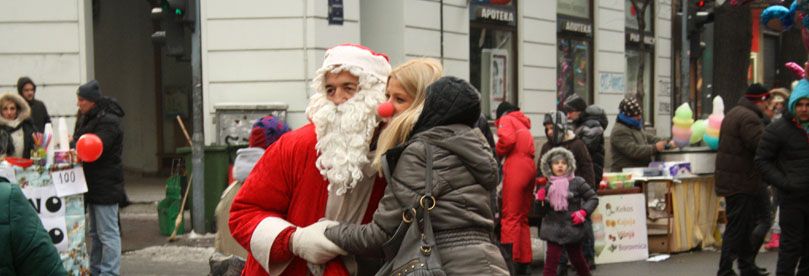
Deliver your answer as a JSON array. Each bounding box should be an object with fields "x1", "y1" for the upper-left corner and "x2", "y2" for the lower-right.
[
  {"x1": 77, "y1": 134, "x2": 103, "y2": 162},
  {"x1": 377, "y1": 102, "x2": 395, "y2": 118}
]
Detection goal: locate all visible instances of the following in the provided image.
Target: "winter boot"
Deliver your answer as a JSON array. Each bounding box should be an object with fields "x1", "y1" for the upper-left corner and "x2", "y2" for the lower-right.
[
  {"x1": 764, "y1": 233, "x2": 780, "y2": 250},
  {"x1": 513, "y1": 262, "x2": 532, "y2": 276},
  {"x1": 500, "y1": 243, "x2": 514, "y2": 275}
]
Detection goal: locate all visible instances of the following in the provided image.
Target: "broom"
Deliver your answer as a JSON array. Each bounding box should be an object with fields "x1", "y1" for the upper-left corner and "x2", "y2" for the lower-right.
[{"x1": 168, "y1": 115, "x2": 194, "y2": 242}]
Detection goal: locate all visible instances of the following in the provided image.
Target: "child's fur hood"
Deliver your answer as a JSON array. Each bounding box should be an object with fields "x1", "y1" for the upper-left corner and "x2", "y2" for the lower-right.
[{"x1": 540, "y1": 147, "x2": 577, "y2": 177}]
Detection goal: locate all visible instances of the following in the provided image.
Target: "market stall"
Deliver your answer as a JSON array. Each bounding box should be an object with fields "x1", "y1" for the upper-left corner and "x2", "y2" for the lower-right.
[{"x1": 9, "y1": 164, "x2": 90, "y2": 275}]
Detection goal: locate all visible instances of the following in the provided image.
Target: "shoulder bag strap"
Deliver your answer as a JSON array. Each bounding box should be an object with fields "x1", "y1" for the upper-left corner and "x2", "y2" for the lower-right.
[{"x1": 420, "y1": 143, "x2": 438, "y2": 254}]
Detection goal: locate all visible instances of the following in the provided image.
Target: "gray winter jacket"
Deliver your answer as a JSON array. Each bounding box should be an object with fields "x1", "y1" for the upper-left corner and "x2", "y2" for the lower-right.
[
  {"x1": 324, "y1": 124, "x2": 508, "y2": 275},
  {"x1": 538, "y1": 147, "x2": 599, "y2": 245}
]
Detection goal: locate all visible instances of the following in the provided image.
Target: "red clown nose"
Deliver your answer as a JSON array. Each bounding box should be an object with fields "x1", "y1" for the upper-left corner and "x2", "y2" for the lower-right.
[{"x1": 377, "y1": 102, "x2": 395, "y2": 118}]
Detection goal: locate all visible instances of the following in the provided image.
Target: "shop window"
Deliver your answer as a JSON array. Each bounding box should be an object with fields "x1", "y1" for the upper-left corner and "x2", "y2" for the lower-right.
[
  {"x1": 626, "y1": 49, "x2": 654, "y2": 124},
  {"x1": 470, "y1": 26, "x2": 517, "y2": 119},
  {"x1": 557, "y1": 38, "x2": 592, "y2": 109},
  {"x1": 625, "y1": 0, "x2": 655, "y2": 125}
]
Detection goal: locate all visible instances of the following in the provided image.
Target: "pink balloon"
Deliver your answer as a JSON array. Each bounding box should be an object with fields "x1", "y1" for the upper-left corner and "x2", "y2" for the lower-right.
[{"x1": 708, "y1": 115, "x2": 724, "y2": 129}]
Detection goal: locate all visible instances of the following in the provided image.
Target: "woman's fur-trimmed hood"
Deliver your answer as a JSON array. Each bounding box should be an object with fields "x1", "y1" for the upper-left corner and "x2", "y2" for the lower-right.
[
  {"x1": 0, "y1": 92, "x2": 31, "y2": 127},
  {"x1": 540, "y1": 147, "x2": 577, "y2": 177}
]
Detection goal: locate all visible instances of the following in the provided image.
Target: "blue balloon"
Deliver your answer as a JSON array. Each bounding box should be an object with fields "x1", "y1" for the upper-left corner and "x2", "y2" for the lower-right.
[
  {"x1": 761, "y1": 5, "x2": 792, "y2": 31},
  {"x1": 704, "y1": 135, "x2": 720, "y2": 150}
]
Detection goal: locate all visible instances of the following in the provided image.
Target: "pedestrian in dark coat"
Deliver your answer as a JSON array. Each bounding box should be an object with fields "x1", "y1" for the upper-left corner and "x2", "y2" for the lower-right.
[
  {"x1": 16, "y1": 77, "x2": 51, "y2": 132},
  {"x1": 495, "y1": 101, "x2": 536, "y2": 274},
  {"x1": 0, "y1": 182, "x2": 66, "y2": 275},
  {"x1": 0, "y1": 93, "x2": 36, "y2": 159},
  {"x1": 71, "y1": 80, "x2": 126, "y2": 275},
  {"x1": 538, "y1": 110, "x2": 596, "y2": 273},
  {"x1": 535, "y1": 147, "x2": 597, "y2": 276},
  {"x1": 563, "y1": 94, "x2": 608, "y2": 189},
  {"x1": 715, "y1": 83, "x2": 773, "y2": 276},
  {"x1": 756, "y1": 79, "x2": 809, "y2": 276},
  {"x1": 539, "y1": 111, "x2": 595, "y2": 188}
]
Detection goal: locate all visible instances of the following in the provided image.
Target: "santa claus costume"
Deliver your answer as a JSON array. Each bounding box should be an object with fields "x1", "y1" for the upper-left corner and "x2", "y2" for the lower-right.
[{"x1": 229, "y1": 44, "x2": 391, "y2": 276}]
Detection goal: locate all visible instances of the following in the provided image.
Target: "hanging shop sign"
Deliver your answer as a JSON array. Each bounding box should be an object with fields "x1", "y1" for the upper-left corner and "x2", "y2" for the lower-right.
[
  {"x1": 558, "y1": 18, "x2": 593, "y2": 36},
  {"x1": 627, "y1": 31, "x2": 656, "y2": 45},
  {"x1": 470, "y1": 3, "x2": 516, "y2": 26},
  {"x1": 328, "y1": 0, "x2": 343, "y2": 25}
]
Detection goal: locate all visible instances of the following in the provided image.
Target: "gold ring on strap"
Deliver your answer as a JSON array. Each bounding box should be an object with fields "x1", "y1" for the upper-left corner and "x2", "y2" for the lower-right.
[
  {"x1": 419, "y1": 195, "x2": 436, "y2": 211},
  {"x1": 402, "y1": 208, "x2": 417, "y2": 223}
]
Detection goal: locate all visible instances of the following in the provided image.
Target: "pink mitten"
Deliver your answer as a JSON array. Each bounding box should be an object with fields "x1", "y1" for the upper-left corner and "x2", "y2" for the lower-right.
[
  {"x1": 571, "y1": 210, "x2": 587, "y2": 225},
  {"x1": 535, "y1": 188, "x2": 547, "y2": 202}
]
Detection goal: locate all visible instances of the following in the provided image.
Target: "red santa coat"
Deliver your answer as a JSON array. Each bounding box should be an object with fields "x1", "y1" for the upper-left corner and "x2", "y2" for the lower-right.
[
  {"x1": 495, "y1": 111, "x2": 536, "y2": 263},
  {"x1": 230, "y1": 123, "x2": 386, "y2": 276}
]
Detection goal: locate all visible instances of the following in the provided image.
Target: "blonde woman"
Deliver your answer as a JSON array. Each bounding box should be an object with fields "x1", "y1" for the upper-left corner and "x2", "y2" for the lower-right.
[{"x1": 318, "y1": 68, "x2": 509, "y2": 274}]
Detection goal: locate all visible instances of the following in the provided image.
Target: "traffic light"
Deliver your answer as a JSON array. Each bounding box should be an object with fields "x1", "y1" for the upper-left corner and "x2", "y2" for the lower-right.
[
  {"x1": 687, "y1": 0, "x2": 714, "y2": 59},
  {"x1": 151, "y1": 0, "x2": 195, "y2": 57}
]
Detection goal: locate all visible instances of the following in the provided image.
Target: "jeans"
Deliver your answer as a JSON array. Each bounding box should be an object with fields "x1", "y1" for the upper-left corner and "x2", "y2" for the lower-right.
[
  {"x1": 89, "y1": 204, "x2": 121, "y2": 276},
  {"x1": 776, "y1": 201, "x2": 809, "y2": 276}
]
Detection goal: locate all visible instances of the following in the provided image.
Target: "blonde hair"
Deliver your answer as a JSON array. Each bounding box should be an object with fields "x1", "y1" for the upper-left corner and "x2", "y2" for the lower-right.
[{"x1": 373, "y1": 58, "x2": 443, "y2": 170}]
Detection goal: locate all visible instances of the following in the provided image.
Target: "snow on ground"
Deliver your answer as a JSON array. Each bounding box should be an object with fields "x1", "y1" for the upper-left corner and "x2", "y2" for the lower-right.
[{"x1": 124, "y1": 245, "x2": 215, "y2": 263}]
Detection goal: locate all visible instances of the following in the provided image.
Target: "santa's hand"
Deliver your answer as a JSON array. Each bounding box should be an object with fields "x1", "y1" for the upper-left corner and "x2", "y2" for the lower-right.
[
  {"x1": 290, "y1": 220, "x2": 347, "y2": 264},
  {"x1": 571, "y1": 210, "x2": 587, "y2": 225}
]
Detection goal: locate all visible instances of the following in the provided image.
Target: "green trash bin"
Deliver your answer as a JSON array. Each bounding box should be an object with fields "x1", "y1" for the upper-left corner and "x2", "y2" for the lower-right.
[{"x1": 177, "y1": 145, "x2": 241, "y2": 233}]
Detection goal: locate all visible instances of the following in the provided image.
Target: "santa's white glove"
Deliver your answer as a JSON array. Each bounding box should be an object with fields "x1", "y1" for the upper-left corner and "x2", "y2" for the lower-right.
[{"x1": 290, "y1": 220, "x2": 347, "y2": 264}]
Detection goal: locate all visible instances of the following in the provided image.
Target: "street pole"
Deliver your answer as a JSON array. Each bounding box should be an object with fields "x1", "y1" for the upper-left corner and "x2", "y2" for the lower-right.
[
  {"x1": 681, "y1": 0, "x2": 690, "y2": 106},
  {"x1": 191, "y1": 0, "x2": 206, "y2": 234}
]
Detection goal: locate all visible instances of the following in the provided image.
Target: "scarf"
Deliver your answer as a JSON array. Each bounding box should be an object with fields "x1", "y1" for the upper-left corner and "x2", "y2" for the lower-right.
[
  {"x1": 617, "y1": 113, "x2": 643, "y2": 130},
  {"x1": 548, "y1": 174, "x2": 574, "y2": 211}
]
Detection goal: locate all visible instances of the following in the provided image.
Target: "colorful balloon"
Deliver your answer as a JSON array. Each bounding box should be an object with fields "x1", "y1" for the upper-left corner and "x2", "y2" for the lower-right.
[
  {"x1": 704, "y1": 135, "x2": 720, "y2": 150},
  {"x1": 690, "y1": 119, "x2": 707, "y2": 144},
  {"x1": 76, "y1": 134, "x2": 103, "y2": 162}
]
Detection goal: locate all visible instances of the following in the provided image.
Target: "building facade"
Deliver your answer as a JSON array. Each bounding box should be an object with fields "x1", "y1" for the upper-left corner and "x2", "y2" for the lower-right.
[{"x1": 0, "y1": 0, "x2": 673, "y2": 173}]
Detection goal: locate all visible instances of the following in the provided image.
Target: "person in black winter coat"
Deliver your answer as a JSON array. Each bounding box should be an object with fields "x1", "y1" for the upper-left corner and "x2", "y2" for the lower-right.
[
  {"x1": 563, "y1": 95, "x2": 608, "y2": 186},
  {"x1": 756, "y1": 79, "x2": 809, "y2": 276},
  {"x1": 715, "y1": 83, "x2": 772, "y2": 276},
  {"x1": 16, "y1": 77, "x2": 51, "y2": 132},
  {"x1": 71, "y1": 80, "x2": 126, "y2": 275}
]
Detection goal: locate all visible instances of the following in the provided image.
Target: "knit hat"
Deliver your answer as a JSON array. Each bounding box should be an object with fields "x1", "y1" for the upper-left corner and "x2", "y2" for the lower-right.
[
  {"x1": 77, "y1": 80, "x2": 102, "y2": 102},
  {"x1": 411, "y1": 76, "x2": 481, "y2": 138},
  {"x1": 543, "y1": 111, "x2": 568, "y2": 144},
  {"x1": 770, "y1": 88, "x2": 790, "y2": 104},
  {"x1": 789, "y1": 79, "x2": 809, "y2": 115},
  {"x1": 563, "y1": 94, "x2": 587, "y2": 113},
  {"x1": 619, "y1": 97, "x2": 642, "y2": 117},
  {"x1": 248, "y1": 115, "x2": 290, "y2": 149},
  {"x1": 16, "y1": 77, "x2": 35, "y2": 95},
  {"x1": 495, "y1": 101, "x2": 519, "y2": 120},
  {"x1": 745, "y1": 83, "x2": 771, "y2": 102}
]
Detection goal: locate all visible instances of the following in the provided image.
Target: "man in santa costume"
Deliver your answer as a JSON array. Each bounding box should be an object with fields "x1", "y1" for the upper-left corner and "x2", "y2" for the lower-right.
[{"x1": 229, "y1": 44, "x2": 391, "y2": 275}]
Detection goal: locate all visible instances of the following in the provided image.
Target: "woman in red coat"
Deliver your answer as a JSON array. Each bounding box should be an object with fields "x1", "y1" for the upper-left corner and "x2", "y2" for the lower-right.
[{"x1": 495, "y1": 101, "x2": 537, "y2": 275}]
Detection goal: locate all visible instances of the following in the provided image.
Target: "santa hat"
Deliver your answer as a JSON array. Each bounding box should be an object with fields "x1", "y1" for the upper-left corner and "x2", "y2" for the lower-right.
[
  {"x1": 312, "y1": 44, "x2": 390, "y2": 91},
  {"x1": 248, "y1": 115, "x2": 290, "y2": 149}
]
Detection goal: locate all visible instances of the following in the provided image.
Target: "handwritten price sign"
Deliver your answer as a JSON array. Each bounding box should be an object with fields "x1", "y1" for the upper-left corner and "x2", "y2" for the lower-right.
[{"x1": 51, "y1": 167, "x2": 88, "y2": 197}]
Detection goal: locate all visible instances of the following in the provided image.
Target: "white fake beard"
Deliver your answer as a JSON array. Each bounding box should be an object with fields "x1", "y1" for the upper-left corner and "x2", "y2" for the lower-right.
[{"x1": 307, "y1": 90, "x2": 382, "y2": 195}]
